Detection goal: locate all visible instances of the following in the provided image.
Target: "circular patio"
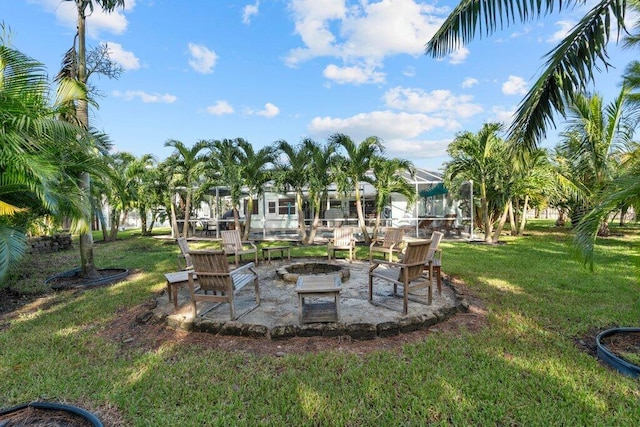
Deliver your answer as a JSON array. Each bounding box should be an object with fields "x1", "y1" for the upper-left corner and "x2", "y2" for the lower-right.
[{"x1": 152, "y1": 258, "x2": 468, "y2": 340}]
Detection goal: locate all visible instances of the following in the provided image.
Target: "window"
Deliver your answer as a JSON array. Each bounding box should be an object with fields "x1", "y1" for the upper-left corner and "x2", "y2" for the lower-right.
[
  {"x1": 268, "y1": 201, "x2": 276, "y2": 214},
  {"x1": 278, "y1": 198, "x2": 295, "y2": 215}
]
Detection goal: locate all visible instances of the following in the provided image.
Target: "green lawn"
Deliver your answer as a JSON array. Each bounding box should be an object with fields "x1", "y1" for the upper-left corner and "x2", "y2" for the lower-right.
[{"x1": 1, "y1": 221, "x2": 639, "y2": 425}]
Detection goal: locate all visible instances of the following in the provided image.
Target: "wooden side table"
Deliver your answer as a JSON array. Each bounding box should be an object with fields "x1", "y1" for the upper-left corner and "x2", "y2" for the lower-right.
[
  {"x1": 164, "y1": 271, "x2": 191, "y2": 310},
  {"x1": 295, "y1": 275, "x2": 341, "y2": 323},
  {"x1": 261, "y1": 246, "x2": 291, "y2": 264}
]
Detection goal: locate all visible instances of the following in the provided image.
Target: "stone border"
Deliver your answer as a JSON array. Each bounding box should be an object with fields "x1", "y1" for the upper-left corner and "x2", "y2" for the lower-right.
[
  {"x1": 275, "y1": 262, "x2": 351, "y2": 283},
  {"x1": 150, "y1": 277, "x2": 469, "y2": 340}
]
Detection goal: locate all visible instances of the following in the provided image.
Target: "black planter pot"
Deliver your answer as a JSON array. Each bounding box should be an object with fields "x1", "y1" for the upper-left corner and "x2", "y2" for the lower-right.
[
  {"x1": 596, "y1": 327, "x2": 640, "y2": 378},
  {"x1": 0, "y1": 401, "x2": 103, "y2": 426},
  {"x1": 45, "y1": 267, "x2": 129, "y2": 290}
]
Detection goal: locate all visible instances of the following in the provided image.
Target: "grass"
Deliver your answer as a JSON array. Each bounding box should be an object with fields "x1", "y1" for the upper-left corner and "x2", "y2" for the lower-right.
[{"x1": 1, "y1": 221, "x2": 639, "y2": 425}]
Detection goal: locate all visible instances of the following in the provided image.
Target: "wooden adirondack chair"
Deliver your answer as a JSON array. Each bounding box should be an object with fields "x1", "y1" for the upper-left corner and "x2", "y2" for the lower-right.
[
  {"x1": 188, "y1": 250, "x2": 260, "y2": 320},
  {"x1": 221, "y1": 230, "x2": 258, "y2": 267},
  {"x1": 369, "y1": 227, "x2": 405, "y2": 262},
  {"x1": 327, "y1": 227, "x2": 356, "y2": 262},
  {"x1": 368, "y1": 239, "x2": 432, "y2": 315}
]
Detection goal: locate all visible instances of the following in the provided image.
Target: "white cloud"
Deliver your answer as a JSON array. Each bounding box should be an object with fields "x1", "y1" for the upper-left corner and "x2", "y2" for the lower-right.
[
  {"x1": 309, "y1": 110, "x2": 453, "y2": 140},
  {"x1": 256, "y1": 102, "x2": 280, "y2": 118},
  {"x1": 510, "y1": 25, "x2": 532, "y2": 38},
  {"x1": 104, "y1": 42, "x2": 140, "y2": 70},
  {"x1": 384, "y1": 138, "x2": 450, "y2": 160},
  {"x1": 462, "y1": 77, "x2": 479, "y2": 88},
  {"x1": 112, "y1": 90, "x2": 177, "y2": 104},
  {"x1": 383, "y1": 86, "x2": 483, "y2": 118},
  {"x1": 491, "y1": 106, "x2": 516, "y2": 125},
  {"x1": 285, "y1": 0, "x2": 446, "y2": 71},
  {"x1": 187, "y1": 43, "x2": 218, "y2": 74},
  {"x1": 403, "y1": 66, "x2": 416, "y2": 77},
  {"x1": 502, "y1": 75, "x2": 528, "y2": 95},
  {"x1": 35, "y1": 0, "x2": 132, "y2": 38},
  {"x1": 243, "y1": 1, "x2": 260, "y2": 24},
  {"x1": 307, "y1": 110, "x2": 458, "y2": 162},
  {"x1": 323, "y1": 63, "x2": 385, "y2": 85},
  {"x1": 448, "y1": 46, "x2": 469, "y2": 64},
  {"x1": 547, "y1": 20, "x2": 575, "y2": 43},
  {"x1": 206, "y1": 101, "x2": 234, "y2": 115}
]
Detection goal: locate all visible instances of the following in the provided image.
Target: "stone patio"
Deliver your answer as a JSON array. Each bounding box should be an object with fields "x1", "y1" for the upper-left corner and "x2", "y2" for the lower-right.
[{"x1": 152, "y1": 257, "x2": 468, "y2": 340}]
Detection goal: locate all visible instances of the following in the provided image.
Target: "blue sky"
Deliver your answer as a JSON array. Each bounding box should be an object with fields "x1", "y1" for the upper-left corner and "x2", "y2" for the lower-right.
[{"x1": 4, "y1": 0, "x2": 637, "y2": 171}]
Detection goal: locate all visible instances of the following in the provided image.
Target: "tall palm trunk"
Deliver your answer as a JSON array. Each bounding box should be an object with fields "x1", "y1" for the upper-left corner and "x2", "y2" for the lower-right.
[
  {"x1": 76, "y1": 12, "x2": 98, "y2": 278},
  {"x1": 518, "y1": 195, "x2": 530, "y2": 235},
  {"x1": 182, "y1": 191, "x2": 192, "y2": 238},
  {"x1": 480, "y1": 180, "x2": 492, "y2": 243},
  {"x1": 355, "y1": 187, "x2": 370, "y2": 244},
  {"x1": 306, "y1": 193, "x2": 324, "y2": 244},
  {"x1": 296, "y1": 191, "x2": 307, "y2": 242},
  {"x1": 492, "y1": 200, "x2": 509, "y2": 243},
  {"x1": 243, "y1": 197, "x2": 254, "y2": 241}
]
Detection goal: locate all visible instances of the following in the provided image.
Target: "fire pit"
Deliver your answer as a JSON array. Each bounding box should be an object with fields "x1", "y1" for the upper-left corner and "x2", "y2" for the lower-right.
[{"x1": 276, "y1": 262, "x2": 350, "y2": 283}]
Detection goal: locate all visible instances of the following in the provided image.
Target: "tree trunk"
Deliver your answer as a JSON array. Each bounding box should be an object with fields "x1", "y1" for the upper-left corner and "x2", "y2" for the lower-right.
[
  {"x1": 76, "y1": 10, "x2": 98, "y2": 279},
  {"x1": 243, "y1": 197, "x2": 253, "y2": 241},
  {"x1": 306, "y1": 195, "x2": 322, "y2": 244},
  {"x1": 480, "y1": 181, "x2": 492, "y2": 243},
  {"x1": 492, "y1": 201, "x2": 509, "y2": 243},
  {"x1": 619, "y1": 205, "x2": 628, "y2": 226},
  {"x1": 96, "y1": 204, "x2": 108, "y2": 241},
  {"x1": 508, "y1": 200, "x2": 517, "y2": 236},
  {"x1": 296, "y1": 192, "x2": 307, "y2": 242},
  {"x1": 182, "y1": 191, "x2": 192, "y2": 238},
  {"x1": 355, "y1": 187, "x2": 370, "y2": 245},
  {"x1": 170, "y1": 198, "x2": 179, "y2": 238},
  {"x1": 518, "y1": 195, "x2": 529, "y2": 235}
]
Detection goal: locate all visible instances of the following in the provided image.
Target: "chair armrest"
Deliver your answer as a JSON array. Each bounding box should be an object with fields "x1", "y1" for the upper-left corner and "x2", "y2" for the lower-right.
[
  {"x1": 243, "y1": 241, "x2": 258, "y2": 250},
  {"x1": 233, "y1": 262, "x2": 256, "y2": 275},
  {"x1": 370, "y1": 259, "x2": 403, "y2": 268},
  {"x1": 177, "y1": 254, "x2": 190, "y2": 270}
]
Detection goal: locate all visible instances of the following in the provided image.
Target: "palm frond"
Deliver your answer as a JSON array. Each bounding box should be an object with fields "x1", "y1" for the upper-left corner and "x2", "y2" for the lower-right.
[
  {"x1": 0, "y1": 225, "x2": 27, "y2": 284},
  {"x1": 426, "y1": 0, "x2": 570, "y2": 58},
  {"x1": 508, "y1": 0, "x2": 627, "y2": 148}
]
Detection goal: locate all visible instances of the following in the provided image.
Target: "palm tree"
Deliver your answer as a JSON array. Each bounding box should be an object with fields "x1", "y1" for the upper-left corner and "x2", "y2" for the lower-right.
[
  {"x1": 131, "y1": 155, "x2": 161, "y2": 236},
  {"x1": 330, "y1": 134, "x2": 384, "y2": 245},
  {"x1": 554, "y1": 89, "x2": 637, "y2": 235},
  {"x1": 210, "y1": 139, "x2": 243, "y2": 232},
  {"x1": 236, "y1": 139, "x2": 276, "y2": 240},
  {"x1": 507, "y1": 148, "x2": 555, "y2": 235},
  {"x1": 304, "y1": 139, "x2": 338, "y2": 244},
  {"x1": 444, "y1": 123, "x2": 509, "y2": 242},
  {"x1": 0, "y1": 45, "x2": 93, "y2": 282},
  {"x1": 426, "y1": 0, "x2": 630, "y2": 150},
  {"x1": 57, "y1": 0, "x2": 125, "y2": 278},
  {"x1": 574, "y1": 147, "x2": 640, "y2": 267},
  {"x1": 164, "y1": 139, "x2": 210, "y2": 238},
  {"x1": 273, "y1": 140, "x2": 312, "y2": 242},
  {"x1": 369, "y1": 156, "x2": 416, "y2": 240}
]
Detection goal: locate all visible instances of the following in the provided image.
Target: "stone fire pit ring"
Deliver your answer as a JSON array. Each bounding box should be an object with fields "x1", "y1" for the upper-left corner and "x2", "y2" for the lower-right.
[{"x1": 276, "y1": 262, "x2": 350, "y2": 283}]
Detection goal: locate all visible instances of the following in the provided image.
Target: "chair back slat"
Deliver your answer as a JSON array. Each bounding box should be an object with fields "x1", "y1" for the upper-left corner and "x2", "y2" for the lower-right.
[
  {"x1": 382, "y1": 228, "x2": 404, "y2": 249},
  {"x1": 189, "y1": 250, "x2": 234, "y2": 293},
  {"x1": 426, "y1": 231, "x2": 444, "y2": 261},
  {"x1": 221, "y1": 230, "x2": 242, "y2": 252},
  {"x1": 176, "y1": 237, "x2": 192, "y2": 269},
  {"x1": 400, "y1": 240, "x2": 430, "y2": 282},
  {"x1": 333, "y1": 228, "x2": 354, "y2": 246}
]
